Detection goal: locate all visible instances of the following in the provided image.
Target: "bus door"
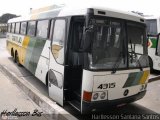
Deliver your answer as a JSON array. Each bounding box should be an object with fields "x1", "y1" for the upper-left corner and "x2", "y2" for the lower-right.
[{"x1": 48, "y1": 19, "x2": 66, "y2": 106}]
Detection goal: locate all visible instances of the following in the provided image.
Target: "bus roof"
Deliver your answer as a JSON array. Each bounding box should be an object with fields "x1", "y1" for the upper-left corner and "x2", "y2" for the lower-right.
[
  {"x1": 8, "y1": 5, "x2": 145, "y2": 23},
  {"x1": 144, "y1": 15, "x2": 160, "y2": 20}
]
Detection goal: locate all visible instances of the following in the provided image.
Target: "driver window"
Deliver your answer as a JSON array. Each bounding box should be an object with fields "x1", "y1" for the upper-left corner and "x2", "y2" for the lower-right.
[{"x1": 52, "y1": 19, "x2": 66, "y2": 64}]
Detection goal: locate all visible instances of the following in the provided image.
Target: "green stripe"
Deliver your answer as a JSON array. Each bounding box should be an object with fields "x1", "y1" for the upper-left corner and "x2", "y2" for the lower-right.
[
  {"x1": 123, "y1": 72, "x2": 143, "y2": 88},
  {"x1": 150, "y1": 38, "x2": 157, "y2": 48},
  {"x1": 24, "y1": 37, "x2": 36, "y2": 71},
  {"x1": 132, "y1": 72, "x2": 143, "y2": 85},
  {"x1": 24, "y1": 37, "x2": 46, "y2": 74}
]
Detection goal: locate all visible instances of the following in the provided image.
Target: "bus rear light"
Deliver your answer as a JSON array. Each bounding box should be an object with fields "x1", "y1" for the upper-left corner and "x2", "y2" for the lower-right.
[
  {"x1": 100, "y1": 92, "x2": 106, "y2": 99},
  {"x1": 93, "y1": 93, "x2": 99, "y2": 100},
  {"x1": 83, "y1": 91, "x2": 92, "y2": 102},
  {"x1": 92, "y1": 91, "x2": 107, "y2": 101}
]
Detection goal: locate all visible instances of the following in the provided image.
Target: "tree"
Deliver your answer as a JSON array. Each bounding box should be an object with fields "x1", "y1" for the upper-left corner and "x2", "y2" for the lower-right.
[{"x1": 0, "y1": 13, "x2": 19, "y2": 23}]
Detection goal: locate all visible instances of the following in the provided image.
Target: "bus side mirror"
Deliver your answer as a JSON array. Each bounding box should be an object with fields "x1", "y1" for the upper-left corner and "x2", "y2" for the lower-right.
[{"x1": 81, "y1": 28, "x2": 94, "y2": 52}]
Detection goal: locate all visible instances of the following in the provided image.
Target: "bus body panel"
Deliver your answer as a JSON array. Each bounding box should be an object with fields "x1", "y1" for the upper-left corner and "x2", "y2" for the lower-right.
[
  {"x1": 6, "y1": 6, "x2": 149, "y2": 113},
  {"x1": 148, "y1": 47, "x2": 160, "y2": 70},
  {"x1": 81, "y1": 90, "x2": 146, "y2": 113},
  {"x1": 148, "y1": 37, "x2": 160, "y2": 70},
  {"x1": 81, "y1": 68, "x2": 149, "y2": 113},
  {"x1": 7, "y1": 33, "x2": 27, "y2": 65},
  {"x1": 146, "y1": 17, "x2": 160, "y2": 71},
  {"x1": 35, "y1": 40, "x2": 50, "y2": 84},
  {"x1": 7, "y1": 32, "x2": 64, "y2": 106},
  {"x1": 6, "y1": 33, "x2": 49, "y2": 84},
  {"x1": 48, "y1": 50, "x2": 64, "y2": 106},
  {"x1": 153, "y1": 55, "x2": 160, "y2": 70}
]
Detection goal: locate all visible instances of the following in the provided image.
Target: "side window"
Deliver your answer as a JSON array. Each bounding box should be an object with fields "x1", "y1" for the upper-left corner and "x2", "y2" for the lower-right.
[
  {"x1": 36, "y1": 20, "x2": 49, "y2": 38},
  {"x1": 27, "y1": 21, "x2": 36, "y2": 36},
  {"x1": 15, "y1": 23, "x2": 20, "y2": 34},
  {"x1": 11, "y1": 23, "x2": 15, "y2": 33},
  {"x1": 20, "y1": 22, "x2": 27, "y2": 35},
  {"x1": 52, "y1": 19, "x2": 66, "y2": 64},
  {"x1": 8, "y1": 24, "x2": 11, "y2": 32}
]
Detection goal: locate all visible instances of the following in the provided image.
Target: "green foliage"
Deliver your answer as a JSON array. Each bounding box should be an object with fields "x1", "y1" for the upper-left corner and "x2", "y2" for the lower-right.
[{"x1": 0, "y1": 13, "x2": 19, "y2": 23}]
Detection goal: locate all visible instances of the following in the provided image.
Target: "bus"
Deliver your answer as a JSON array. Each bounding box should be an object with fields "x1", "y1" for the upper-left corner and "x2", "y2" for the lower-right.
[
  {"x1": 146, "y1": 16, "x2": 160, "y2": 71},
  {"x1": 6, "y1": 5, "x2": 150, "y2": 113}
]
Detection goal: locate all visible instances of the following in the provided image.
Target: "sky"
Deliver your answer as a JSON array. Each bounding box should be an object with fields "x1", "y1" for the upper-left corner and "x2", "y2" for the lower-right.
[{"x1": 0, "y1": 0, "x2": 160, "y2": 16}]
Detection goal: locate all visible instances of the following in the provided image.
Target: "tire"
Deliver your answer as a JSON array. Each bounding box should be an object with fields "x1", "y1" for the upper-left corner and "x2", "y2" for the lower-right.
[
  {"x1": 148, "y1": 57, "x2": 153, "y2": 73},
  {"x1": 15, "y1": 51, "x2": 21, "y2": 66},
  {"x1": 13, "y1": 53, "x2": 16, "y2": 63},
  {"x1": 46, "y1": 72, "x2": 50, "y2": 96},
  {"x1": 11, "y1": 49, "x2": 16, "y2": 62},
  {"x1": 11, "y1": 49, "x2": 14, "y2": 57}
]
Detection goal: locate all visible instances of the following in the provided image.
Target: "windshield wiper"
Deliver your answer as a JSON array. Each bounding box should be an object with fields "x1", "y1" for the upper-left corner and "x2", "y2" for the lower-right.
[
  {"x1": 112, "y1": 33, "x2": 126, "y2": 74},
  {"x1": 129, "y1": 39, "x2": 143, "y2": 71},
  {"x1": 112, "y1": 35, "x2": 126, "y2": 74},
  {"x1": 111, "y1": 52, "x2": 125, "y2": 74},
  {"x1": 131, "y1": 50, "x2": 143, "y2": 71}
]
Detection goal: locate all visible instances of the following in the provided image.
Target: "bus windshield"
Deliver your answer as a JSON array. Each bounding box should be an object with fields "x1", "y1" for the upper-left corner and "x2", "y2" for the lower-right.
[
  {"x1": 127, "y1": 22, "x2": 149, "y2": 68},
  {"x1": 88, "y1": 18, "x2": 149, "y2": 70},
  {"x1": 89, "y1": 19, "x2": 127, "y2": 70}
]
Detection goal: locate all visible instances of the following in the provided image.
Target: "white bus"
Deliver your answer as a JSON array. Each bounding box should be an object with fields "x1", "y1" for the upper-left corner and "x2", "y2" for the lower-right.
[
  {"x1": 7, "y1": 5, "x2": 150, "y2": 113},
  {"x1": 146, "y1": 16, "x2": 160, "y2": 71}
]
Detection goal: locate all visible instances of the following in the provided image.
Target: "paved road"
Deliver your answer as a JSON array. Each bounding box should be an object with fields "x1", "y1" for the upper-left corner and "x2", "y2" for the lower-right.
[
  {"x1": 0, "y1": 61, "x2": 48, "y2": 120},
  {"x1": 0, "y1": 38, "x2": 160, "y2": 119}
]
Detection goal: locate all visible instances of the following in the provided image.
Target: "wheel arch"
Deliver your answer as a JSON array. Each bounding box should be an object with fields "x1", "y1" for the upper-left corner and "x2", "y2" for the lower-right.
[
  {"x1": 45, "y1": 71, "x2": 49, "y2": 87},
  {"x1": 148, "y1": 55, "x2": 153, "y2": 71},
  {"x1": 11, "y1": 48, "x2": 14, "y2": 57}
]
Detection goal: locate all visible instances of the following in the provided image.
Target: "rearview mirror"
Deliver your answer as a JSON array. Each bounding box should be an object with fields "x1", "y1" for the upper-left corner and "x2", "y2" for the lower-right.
[{"x1": 80, "y1": 27, "x2": 94, "y2": 52}]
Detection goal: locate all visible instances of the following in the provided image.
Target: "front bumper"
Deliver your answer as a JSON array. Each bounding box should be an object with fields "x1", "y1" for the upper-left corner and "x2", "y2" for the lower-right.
[{"x1": 81, "y1": 90, "x2": 146, "y2": 114}]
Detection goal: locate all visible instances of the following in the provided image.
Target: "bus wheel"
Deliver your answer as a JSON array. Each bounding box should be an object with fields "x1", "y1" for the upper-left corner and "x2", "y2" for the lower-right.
[
  {"x1": 13, "y1": 51, "x2": 16, "y2": 63},
  {"x1": 46, "y1": 72, "x2": 49, "y2": 96},
  {"x1": 149, "y1": 57, "x2": 153, "y2": 72},
  {"x1": 15, "y1": 51, "x2": 21, "y2": 66}
]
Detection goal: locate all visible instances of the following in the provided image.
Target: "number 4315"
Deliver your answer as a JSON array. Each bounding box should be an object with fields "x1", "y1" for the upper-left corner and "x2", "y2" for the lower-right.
[{"x1": 97, "y1": 83, "x2": 116, "y2": 89}]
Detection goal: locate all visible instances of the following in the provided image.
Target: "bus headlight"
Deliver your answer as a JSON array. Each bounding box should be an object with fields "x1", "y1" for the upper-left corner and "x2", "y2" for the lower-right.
[
  {"x1": 93, "y1": 93, "x2": 99, "y2": 100},
  {"x1": 100, "y1": 92, "x2": 106, "y2": 99}
]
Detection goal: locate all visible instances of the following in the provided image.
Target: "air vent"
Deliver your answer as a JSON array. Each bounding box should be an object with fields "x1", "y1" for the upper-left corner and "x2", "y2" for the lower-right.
[
  {"x1": 140, "y1": 19, "x2": 144, "y2": 22},
  {"x1": 98, "y1": 11, "x2": 106, "y2": 15},
  {"x1": 87, "y1": 8, "x2": 94, "y2": 15}
]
